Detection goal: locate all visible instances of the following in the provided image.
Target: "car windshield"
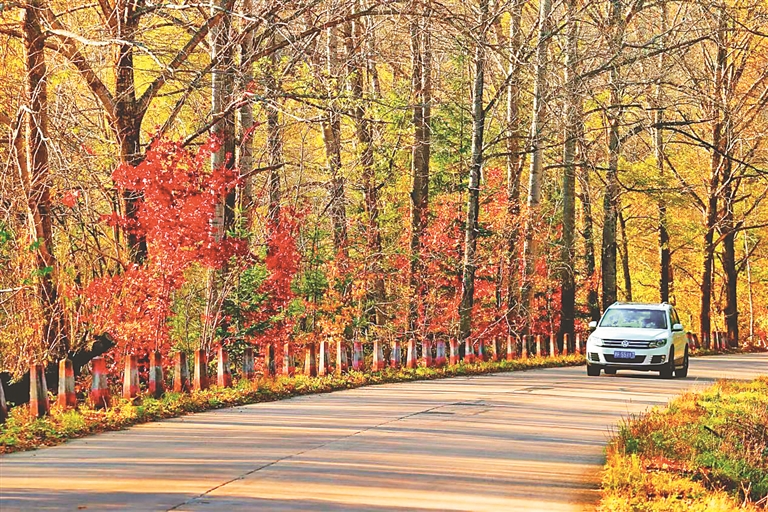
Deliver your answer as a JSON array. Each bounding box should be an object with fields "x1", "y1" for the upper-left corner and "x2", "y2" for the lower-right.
[{"x1": 599, "y1": 308, "x2": 668, "y2": 329}]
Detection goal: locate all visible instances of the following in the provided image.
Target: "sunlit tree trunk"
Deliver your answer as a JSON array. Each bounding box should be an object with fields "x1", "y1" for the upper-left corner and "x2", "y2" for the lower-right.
[
  {"x1": 459, "y1": 0, "x2": 489, "y2": 344},
  {"x1": 655, "y1": 4, "x2": 671, "y2": 304},
  {"x1": 520, "y1": 0, "x2": 552, "y2": 316},
  {"x1": 409, "y1": 13, "x2": 432, "y2": 334},
  {"x1": 21, "y1": 0, "x2": 66, "y2": 354},
  {"x1": 560, "y1": 0, "x2": 578, "y2": 343}
]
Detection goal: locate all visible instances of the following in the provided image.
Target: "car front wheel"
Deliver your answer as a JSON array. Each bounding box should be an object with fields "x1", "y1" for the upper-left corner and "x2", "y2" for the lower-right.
[
  {"x1": 675, "y1": 346, "x2": 689, "y2": 378},
  {"x1": 659, "y1": 347, "x2": 675, "y2": 379}
]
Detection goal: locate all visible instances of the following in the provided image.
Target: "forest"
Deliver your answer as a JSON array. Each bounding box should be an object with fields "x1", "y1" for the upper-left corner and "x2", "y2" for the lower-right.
[{"x1": 1, "y1": 0, "x2": 767, "y2": 397}]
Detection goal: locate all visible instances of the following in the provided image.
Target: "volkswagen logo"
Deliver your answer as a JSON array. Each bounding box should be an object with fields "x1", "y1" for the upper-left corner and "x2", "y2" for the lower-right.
[{"x1": 621, "y1": 340, "x2": 630, "y2": 348}]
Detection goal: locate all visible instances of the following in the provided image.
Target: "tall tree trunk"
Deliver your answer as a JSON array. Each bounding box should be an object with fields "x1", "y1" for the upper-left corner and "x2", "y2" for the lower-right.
[
  {"x1": 601, "y1": 0, "x2": 624, "y2": 309},
  {"x1": 655, "y1": 5, "x2": 671, "y2": 303},
  {"x1": 238, "y1": 0, "x2": 256, "y2": 212},
  {"x1": 409, "y1": 13, "x2": 431, "y2": 334},
  {"x1": 721, "y1": 134, "x2": 737, "y2": 346},
  {"x1": 322, "y1": 27, "x2": 348, "y2": 258},
  {"x1": 21, "y1": 0, "x2": 66, "y2": 355},
  {"x1": 560, "y1": 0, "x2": 578, "y2": 342},
  {"x1": 505, "y1": 0, "x2": 524, "y2": 332},
  {"x1": 266, "y1": 51, "x2": 282, "y2": 224},
  {"x1": 114, "y1": 2, "x2": 146, "y2": 261},
  {"x1": 618, "y1": 209, "x2": 632, "y2": 301},
  {"x1": 700, "y1": 8, "x2": 728, "y2": 344},
  {"x1": 345, "y1": 17, "x2": 385, "y2": 325},
  {"x1": 520, "y1": 0, "x2": 553, "y2": 316},
  {"x1": 458, "y1": 0, "x2": 489, "y2": 344},
  {"x1": 578, "y1": 159, "x2": 600, "y2": 321}
]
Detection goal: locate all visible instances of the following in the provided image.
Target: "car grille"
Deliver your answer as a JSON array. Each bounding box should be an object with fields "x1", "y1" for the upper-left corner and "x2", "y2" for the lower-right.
[
  {"x1": 602, "y1": 339, "x2": 652, "y2": 349},
  {"x1": 605, "y1": 354, "x2": 646, "y2": 363}
]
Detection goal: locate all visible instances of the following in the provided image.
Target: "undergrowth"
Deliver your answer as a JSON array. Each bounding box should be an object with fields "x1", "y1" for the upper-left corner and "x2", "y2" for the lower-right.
[{"x1": 601, "y1": 376, "x2": 768, "y2": 511}]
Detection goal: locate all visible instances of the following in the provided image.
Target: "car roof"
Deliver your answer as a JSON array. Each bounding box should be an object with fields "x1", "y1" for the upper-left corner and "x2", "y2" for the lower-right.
[{"x1": 607, "y1": 302, "x2": 670, "y2": 310}]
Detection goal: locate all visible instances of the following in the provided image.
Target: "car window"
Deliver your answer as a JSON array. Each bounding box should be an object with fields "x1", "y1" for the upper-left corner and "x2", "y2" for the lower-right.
[
  {"x1": 670, "y1": 308, "x2": 680, "y2": 326},
  {"x1": 599, "y1": 308, "x2": 668, "y2": 329}
]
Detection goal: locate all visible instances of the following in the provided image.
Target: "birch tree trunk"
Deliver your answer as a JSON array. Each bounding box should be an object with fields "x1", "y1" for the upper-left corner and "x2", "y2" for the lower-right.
[
  {"x1": 520, "y1": 0, "x2": 553, "y2": 315},
  {"x1": 655, "y1": 4, "x2": 671, "y2": 303}
]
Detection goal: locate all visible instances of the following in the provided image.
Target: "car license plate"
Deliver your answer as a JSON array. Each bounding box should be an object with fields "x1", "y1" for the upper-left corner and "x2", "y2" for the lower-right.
[{"x1": 613, "y1": 350, "x2": 635, "y2": 360}]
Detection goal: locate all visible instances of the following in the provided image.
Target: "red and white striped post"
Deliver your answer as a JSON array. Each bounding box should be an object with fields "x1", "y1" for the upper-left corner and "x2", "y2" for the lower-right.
[
  {"x1": 475, "y1": 338, "x2": 485, "y2": 362},
  {"x1": 283, "y1": 342, "x2": 294, "y2": 376},
  {"x1": 0, "y1": 380, "x2": 7, "y2": 424},
  {"x1": 57, "y1": 358, "x2": 77, "y2": 409},
  {"x1": 304, "y1": 343, "x2": 317, "y2": 377},
  {"x1": 373, "y1": 339, "x2": 385, "y2": 371},
  {"x1": 449, "y1": 339, "x2": 459, "y2": 365},
  {"x1": 575, "y1": 333, "x2": 582, "y2": 355},
  {"x1": 122, "y1": 355, "x2": 139, "y2": 399},
  {"x1": 336, "y1": 340, "x2": 347, "y2": 374},
  {"x1": 352, "y1": 342, "x2": 365, "y2": 371},
  {"x1": 435, "y1": 340, "x2": 447, "y2": 366},
  {"x1": 549, "y1": 333, "x2": 557, "y2": 358},
  {"x1": 535, "y1": 335, "x2": 542, "y2": 358},
  {"x1": 90, "y1": 357, "x2": 110, "y2": 409},
  {"x1": 492, "y1": 338, "x2": 500, "y2": 362},
  {"x1": 217, "y1": 346, "x2": 232, "y2": 387},
  {"x1": 506, "y1": 335, "x2": 516, "y2": 361},
  {"x1": 421, "y1": 339, "x2": 433, "y2": 368},
  {"x1": 521, "y1": 336, "x2": 529, "y2": 359},
  {"x1": 149, "y1": 351, "x2": 164, "y2": 398},
  {"x1": 193, "y1": 349, "x2": 208, "y2": 391},
  {"x1": 318, "y1": 340, "x2": 328, "y2": 376},
  {"x1": 390, "y1": 340, "x2": 401, "y2": 369},
  {"x1": 173, "y1": 352, "x2": 190, "y2": 392},
  {"x1": 464, "y1": 339, "x2": 475, "y2": 364},
  {"x1": 562, "y1": 333, "x2": 569, "y2": 356},
  {"x1": 406, "y1": 339, "x2": 417, "y2": 369},
  {"x1": 242, "y1": 347, "x2": 255, "y2": 380},
  {"x1": 29, "y1": 362, "x2": 49, "y2": 418}
]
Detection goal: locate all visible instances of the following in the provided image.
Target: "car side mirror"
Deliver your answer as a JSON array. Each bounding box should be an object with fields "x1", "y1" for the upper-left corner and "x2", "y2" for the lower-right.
[
  {"x1": 672, "y1": 323, "x2": 683, "y2": 332},
  {"x1": 588, "y1": 321, "x2": 597, "y2": 330}
]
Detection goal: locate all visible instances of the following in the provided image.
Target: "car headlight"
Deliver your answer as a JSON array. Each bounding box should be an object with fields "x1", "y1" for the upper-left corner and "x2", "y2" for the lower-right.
[
  {"x1": 588, "y1": 335, "x2": 602, "y2": 347},
  {"x1": 649, "y1": 337, "x2": 668, "y2": 348}
]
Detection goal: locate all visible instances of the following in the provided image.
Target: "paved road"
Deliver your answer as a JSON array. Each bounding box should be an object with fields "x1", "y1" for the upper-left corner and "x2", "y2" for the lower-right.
[{"x1": 1, "y1": 354, "x2": 766, "y2": 511}]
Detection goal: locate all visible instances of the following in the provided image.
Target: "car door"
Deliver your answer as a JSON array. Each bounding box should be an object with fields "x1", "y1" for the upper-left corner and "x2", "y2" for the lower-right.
[{"x1": 669, "y1": 308, "x2": 686, "y2": 361}]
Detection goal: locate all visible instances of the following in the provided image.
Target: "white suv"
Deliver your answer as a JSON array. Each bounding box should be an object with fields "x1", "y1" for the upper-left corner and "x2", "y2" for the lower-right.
[{"x1": 585, "y1": 302, "x2": 689, "y2": 378}]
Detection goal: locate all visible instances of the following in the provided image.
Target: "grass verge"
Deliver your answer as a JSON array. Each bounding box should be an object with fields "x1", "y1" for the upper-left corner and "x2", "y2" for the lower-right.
[
  {"x1": 1, "y1": 354, "x2": 584, "y2": 454},
  {"x1": 600, "y1": 377, "x2": 768, "y2": 511}
]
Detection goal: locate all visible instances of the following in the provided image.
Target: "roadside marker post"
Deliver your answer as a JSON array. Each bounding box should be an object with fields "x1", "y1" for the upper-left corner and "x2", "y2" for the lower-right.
[
  {"x1": 464, "y1": 339, "x2": 475, "y2": 364},
  {"x1": 57, "y1": 358, "x2": 77, "y2": 409},
  {"x1": 492, "y1": 338, "x2": 500, "y2": 362},
  {"x1": 193, "y1": 349, "x2": 208, "y2": 391},
  {"x1": 435, "y1": 340, "x2": 447, "y2": 366},
  {"x1": 217, "y1": 347, "x2": 232, "y2": 388},
  {"x1": 304, "y1": 343, "x2": 317, "y2": 377},
  {"x1": 242, "y1": 347, "x2": 255, "y2": 380},
  {"x1": 521, "y1": 336, "x2": 528, "y2": 359},
  {"x1": 373, "y1": 339, "x2": 385, "y2": 371},
  {"x1": 0, "y1": 380, "x2": 7, "y2": 423},
  {"x1": 149, "y1": 351, "x2": 164, "y2": 398},
  {"x1": 122, "y1": 355, "x2": 139, "y2": 400},
  {"x1": 173, "y1": 352, "x2": 190, "y2": 392},
  {"x1": 562, "y1": 333, "x2": 569, "y2": 356},
  {"x1": 29, "y1": 362, "x2": 49, "y2": 418},
  {"x1": 283, "y1": 342, "x2": 294, "y2": 376},
  {"x1": 390, "y1": 340, "x2": 401, "y2": 368},
  {"x1": 318, "y1": 340, "x2": 328, "y2": 376},
  {"x1": 535, "y1": 335, "x2": 542, "y2": 358},
  {"x1": 422, "y1": 339, "x2": 433, "y2": 367},
  {"x1": 406, "y1": 339, "x2": 417, "y2": 368},
  {"x1": 352, "y1": 342, "x2": 365, "y2": 371},
  {"x1": 549, "y1": 333, "x2": 557, "y2": 357},
  {"x1": 449, "y1": 339, "x2": 459, "y2": 365},
  {"x1": 336, "y1": 340, "x2": 347, "y2": 374},
  {"x1": 575, "y1": 333, "x2": 582, "y2": 355},
  {"x1": 90, "y1": 357, "x2": 110, "y2": 409},
  {"x1": 506, "y1": 335, "x2": 516, "y2": 360}
]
